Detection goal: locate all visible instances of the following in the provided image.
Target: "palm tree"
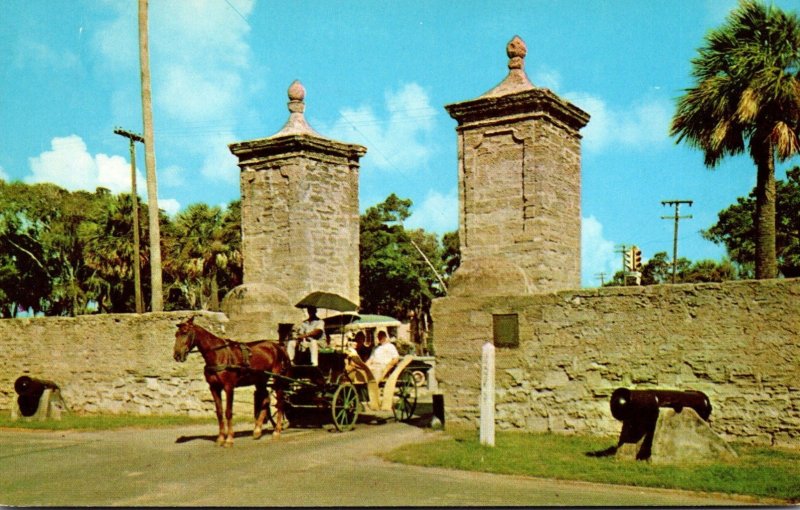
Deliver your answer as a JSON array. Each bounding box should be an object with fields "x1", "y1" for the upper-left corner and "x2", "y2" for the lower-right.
[
  {"x1": 165, "y1": 203, "x2": 241, "y2": 311},
  {"x1": 670, "y1": 0, "x2": 800, "y2": 279},
  {"x1": 81, "y1": 193, "x2": 141, "y2": 313}
]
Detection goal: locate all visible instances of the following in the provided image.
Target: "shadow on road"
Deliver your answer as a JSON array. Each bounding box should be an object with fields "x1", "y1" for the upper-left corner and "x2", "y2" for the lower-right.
[
  {"x1": 175, "y1": 430, "x2": 258, "y2": 443},
  {"x1": 174, "y1": 401, "x2": 435, "y2": 443}
]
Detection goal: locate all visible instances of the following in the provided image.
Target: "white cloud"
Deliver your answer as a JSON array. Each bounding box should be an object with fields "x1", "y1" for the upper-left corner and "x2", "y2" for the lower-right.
[
  {"x1": 531, "y1": 66, "x2": 562, "y2": 91},
  {"x1": 0, "y1": 165, "x2": 9, "y2": 181},
  {"x1": 325, "y1": 82, "x2": 438, "y2": 172},
  {"x1": 26, "y1": 135, "x2": 143, "y2": 194},
  {"x1": 158, "y1": 198, "x2": 181, "y2": 217},
  {"x1": 565, "y1": 92, "x2": 672, "y2": 153},
  {"x1": 159, "y1": 164, "x2": 186, "y2": 188},
  {"x1": 581, "y1": 215, "x2": 617, "y2": 287},
  {"x1": 406, "y1": 189, "x2": 458, "y2": 236},
  {"x1": 24, "y1": 135, "x2": 190, "y2": 217},
  {"x1": 15, "y1": 39, "x2": 79, "y2": 70},
  {"x1": 199, "y1": 133, "x2": 240, "y2": 183},
  {"x1": 94, "y1": 0, "x2": 256, "y2": 184}
]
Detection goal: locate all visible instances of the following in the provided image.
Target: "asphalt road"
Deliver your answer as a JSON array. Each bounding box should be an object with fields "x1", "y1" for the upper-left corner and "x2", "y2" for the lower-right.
[{"x1": 0, "y1": 417, "x2": 761, "y2": 506}]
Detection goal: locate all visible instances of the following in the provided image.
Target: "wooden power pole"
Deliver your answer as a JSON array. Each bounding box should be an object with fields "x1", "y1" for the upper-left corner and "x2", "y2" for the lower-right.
[
  {"x1": 661, "y1": 199, "x2": 693, "y2": 284},
  {"x1": 113, "y1": 127, "x2": 145, "y2": 313},
  {"x1": 138, "y1": 0, "x2": 163, "y2": 311}
]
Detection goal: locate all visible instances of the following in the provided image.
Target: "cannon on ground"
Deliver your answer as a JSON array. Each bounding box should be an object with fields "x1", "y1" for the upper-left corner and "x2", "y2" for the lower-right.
[
  {"x1": 589, "y1": 387, "x2": 712, "y2": 460},
  {"x1": 610, "y1": 387, "x2": 711, "y2": 422},
  {"x1": 13, "y1": 376, "x2": 67, "y2": 420}
]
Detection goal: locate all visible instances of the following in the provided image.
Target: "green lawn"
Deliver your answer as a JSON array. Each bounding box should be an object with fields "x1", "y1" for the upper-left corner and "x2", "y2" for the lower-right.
[
  {"x1": 383, "y1": 428, "x2": 800, "y2": 503},
  {"x1": 0, "y1": 412, "x2": 209, "y2": 431}
]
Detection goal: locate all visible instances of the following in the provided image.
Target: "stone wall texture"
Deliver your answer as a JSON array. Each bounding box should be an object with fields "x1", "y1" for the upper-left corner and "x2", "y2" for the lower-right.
[
  {"x1": 0, "y1": 312, "x2": 234, "y2": 417},
  {"x1": 237, "y1": 152, "x2": 361, "y2": 306},
  {"x1": 454, "y1": 115, "x2": 584, "y2": 293},
  {"x1": 431, "y1": 278, "x2": 800, "y2": 448}
]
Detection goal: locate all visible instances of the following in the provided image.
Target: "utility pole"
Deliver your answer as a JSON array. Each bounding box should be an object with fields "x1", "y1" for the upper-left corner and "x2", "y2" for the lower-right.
[
  {"x1": 595, "y1": 272, "x2": 606, "y2": 286},
  {"x1": 661, "y1": 199, "x2": 693, "y2": 284},
  {"x1": 113, "y1": 127, "x2": 145, "y2": 313},
  {"x1": 614, "y1": 244, "x2": 628, "y2": 285},
  {"x1": 138, "y1": 0, "x2": 163, "y2": 311}
]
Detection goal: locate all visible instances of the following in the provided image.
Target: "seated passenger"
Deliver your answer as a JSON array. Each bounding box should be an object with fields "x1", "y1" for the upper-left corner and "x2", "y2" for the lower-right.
[
  {"x1": 365, "y1": 329, "x2": 399, "y2": 381},
  {"x1": 353, "y1": 330, "x2": 372, "y2": 361}
]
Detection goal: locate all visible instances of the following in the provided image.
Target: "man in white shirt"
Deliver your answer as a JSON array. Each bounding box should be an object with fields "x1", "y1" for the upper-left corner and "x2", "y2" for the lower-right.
[
  {"x1": 366, "y1": 329, "x2": 399, "y2": 381},
  {"x1": 287, "y1": 306, "x2": 326, "y2": 366}
]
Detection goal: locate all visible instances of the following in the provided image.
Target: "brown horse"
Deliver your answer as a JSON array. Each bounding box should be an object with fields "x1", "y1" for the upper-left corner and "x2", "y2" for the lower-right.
[{"x1": 173, "y1": 316, "x2": 290, "y2": 447}]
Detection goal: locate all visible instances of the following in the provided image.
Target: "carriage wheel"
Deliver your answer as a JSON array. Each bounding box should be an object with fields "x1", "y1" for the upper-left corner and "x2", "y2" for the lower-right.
[
  {"x1": 331, "y1": 382, "x2": 359, "y2": 431},
  {"x1": 393, "y1": 370, "x2": 417, "y2": 422}
]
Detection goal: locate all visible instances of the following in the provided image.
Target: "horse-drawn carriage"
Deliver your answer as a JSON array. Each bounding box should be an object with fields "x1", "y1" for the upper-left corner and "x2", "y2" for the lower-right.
[
  {"x1": 266, "y1": 347, "x2": 417, "y2": 432},
  {"x1": 172, "y1": 292, "x2": 418, "y2": 446}
]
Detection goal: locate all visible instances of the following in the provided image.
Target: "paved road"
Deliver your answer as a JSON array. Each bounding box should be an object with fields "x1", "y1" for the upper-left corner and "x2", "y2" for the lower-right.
[{"x1": 0, "y1": 419, "x2": 763, "y2": 506}]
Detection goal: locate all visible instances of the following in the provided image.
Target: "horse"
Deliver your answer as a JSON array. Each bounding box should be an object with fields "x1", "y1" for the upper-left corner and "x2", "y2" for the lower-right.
[{"x1": 173, "y1": 316, "x2": 291, "y2": 447}]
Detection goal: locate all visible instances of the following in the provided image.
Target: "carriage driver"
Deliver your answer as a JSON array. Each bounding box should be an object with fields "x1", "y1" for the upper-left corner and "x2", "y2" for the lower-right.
[{"x1": 287, "y1": 306, "x2": 326, "y2": 366}]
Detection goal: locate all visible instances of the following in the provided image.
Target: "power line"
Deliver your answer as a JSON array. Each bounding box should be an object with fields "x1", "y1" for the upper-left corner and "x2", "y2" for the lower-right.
[{"x1": 223, "y1": 0, "x2": 250, "y2": 27}]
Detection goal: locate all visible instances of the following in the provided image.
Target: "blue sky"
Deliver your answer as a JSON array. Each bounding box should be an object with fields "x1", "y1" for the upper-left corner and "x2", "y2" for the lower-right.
[{"x1": 1, "y1": 0, "x2": 797, "y2": 288}]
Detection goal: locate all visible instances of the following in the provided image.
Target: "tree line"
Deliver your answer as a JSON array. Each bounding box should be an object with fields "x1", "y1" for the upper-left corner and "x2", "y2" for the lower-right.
[
  {"x1": 0, "y1": 182, "x2": 456, "y2": 320},
  {"x1": 0, "y1": 181, "x2": 242, "y2": 317},
  {"x1": 1, "y1": 169, "x2": 798, "y2": 317}
]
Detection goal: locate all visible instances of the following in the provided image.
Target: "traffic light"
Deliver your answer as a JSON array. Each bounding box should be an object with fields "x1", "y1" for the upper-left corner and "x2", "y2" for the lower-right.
[
  {"x1": 632, "y1": 246, "x2": 642, "y2": 271},
  {"x1": 624, "y1": 248, "x2": 634, "y2": 271}
]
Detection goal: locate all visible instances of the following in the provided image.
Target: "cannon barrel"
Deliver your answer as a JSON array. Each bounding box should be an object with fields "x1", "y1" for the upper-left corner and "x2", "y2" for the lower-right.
[
  {"x1": 14, "y1": 376, "x2": 59, "y2": 400},
  {"x1": 610, "y1": 387, "x2": 711, "y2": 422}
]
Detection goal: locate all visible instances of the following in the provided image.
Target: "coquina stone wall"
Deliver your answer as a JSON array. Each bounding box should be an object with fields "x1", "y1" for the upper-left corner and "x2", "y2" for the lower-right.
[
  {"x1": 431, "y1": 278, "x2": 800, "y2": 449},
  {"x1": 0, "y1": 312, "x2": 237, "y2": 417}
]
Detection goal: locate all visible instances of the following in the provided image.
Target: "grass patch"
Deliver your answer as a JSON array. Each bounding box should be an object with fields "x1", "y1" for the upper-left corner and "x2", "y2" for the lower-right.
[
  {"x1": 0, "y1": 412, "x2": 210, "y2": 431},
  {"x1": 383, "y1": 428, "x2": 800, "y2": 503}
]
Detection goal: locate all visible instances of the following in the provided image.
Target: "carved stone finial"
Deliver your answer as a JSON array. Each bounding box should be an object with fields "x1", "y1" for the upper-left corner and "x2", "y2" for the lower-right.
[
  {"x1": 478, "y1": 35, "x2": 534, "y2": 98},
  {"x1": 287, "y1": 80, "x2": 305, "y2": 113},
  {"x1": 507, "y1": 35, "x2": 527, "y2": 70},
  {"x1": 267, "y1": 79, "x2": 322, "y2": 138}
]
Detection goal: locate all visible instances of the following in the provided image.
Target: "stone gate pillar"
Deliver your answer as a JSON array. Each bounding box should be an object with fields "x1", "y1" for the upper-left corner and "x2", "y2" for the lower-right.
[
  {"x1": 222, "y1": 81, "x2": 367, "y2": 339},
  {"x1": 444, "y1": 36, "x2": 589, "y2": 295}
]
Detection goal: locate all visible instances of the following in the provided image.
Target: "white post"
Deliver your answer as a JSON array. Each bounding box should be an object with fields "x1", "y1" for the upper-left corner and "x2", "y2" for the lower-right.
[{"x1": 480, "y1": 341, "x2": 495, "y2": 446}]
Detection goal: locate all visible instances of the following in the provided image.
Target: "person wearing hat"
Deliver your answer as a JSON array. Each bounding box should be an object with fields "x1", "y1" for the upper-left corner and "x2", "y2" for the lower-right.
[
  {"x1": 287, "y1": 306, "x2": 325, "y2": 366},
  {"x1": 366, "y1": 328, "x2": 399, "y2": 380}
]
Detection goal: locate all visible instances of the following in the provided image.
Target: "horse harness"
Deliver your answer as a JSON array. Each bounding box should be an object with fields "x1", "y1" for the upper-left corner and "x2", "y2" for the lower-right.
[{"x1": 203, "y1": 339, "x2": 254, "y2": 375}]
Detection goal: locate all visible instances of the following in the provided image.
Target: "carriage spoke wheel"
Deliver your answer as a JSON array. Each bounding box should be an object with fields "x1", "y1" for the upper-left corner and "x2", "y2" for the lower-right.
[
  {"x1": 331, "y1": 382, "x2": 359, "y2": 431},
  {"x1": 393, "y1": 370, "x2": 417, "y2": 422}
]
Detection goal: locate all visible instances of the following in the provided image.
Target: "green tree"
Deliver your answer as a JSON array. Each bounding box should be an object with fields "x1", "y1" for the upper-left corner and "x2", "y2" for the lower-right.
[
  {"x1": 609, "y1": 251, "x2": 735, "y2": 286},
  {"x1": 704, "y1": 166, "x2": 800, "y2": 277},
  {"x1": 163, "y1": 201, "x2": 241, "y2": 311},
  {"x1": 640, "y1": 251, "x2": 675, "y2": 285},
  {"x1": 0, "y1": 181, "x2": 53, "y2": 316},
  {"x1": 80, "y1": 192, "x2": 145, "y2": 313},
  {"x1": 359, "y1": 194, "x2": 445, "y2": 323},
  {"x1": 441, "y1": 230, "x2": 461, "y2": 280},
  {"x1": 670, "y1": 0, "x2": 800, "y2": 279}
]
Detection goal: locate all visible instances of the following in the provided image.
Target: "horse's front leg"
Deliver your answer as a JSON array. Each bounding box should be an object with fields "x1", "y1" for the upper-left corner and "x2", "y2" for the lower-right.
[
  {"x1": 224, "y1": 385, "x2": 235, "y2": 447},
  {"x1": 210, "y1": 386, "x2": 226, "y2": 446}
]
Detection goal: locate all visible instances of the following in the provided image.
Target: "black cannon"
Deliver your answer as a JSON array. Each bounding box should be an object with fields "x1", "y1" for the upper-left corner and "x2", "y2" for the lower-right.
[
  {"x1": 14, "y1": 376, "x2": 60, "y2": 417},
  {"x1": 588, "y1": 387, "x2": 712, "y2": 460},
  {"x1": 610, "y1": 387, "x2": 711, "y2": 422}
]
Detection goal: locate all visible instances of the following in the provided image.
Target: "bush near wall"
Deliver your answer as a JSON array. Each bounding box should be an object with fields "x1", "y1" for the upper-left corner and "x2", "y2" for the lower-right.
[
  {"x1": 432, "y1": 278, "x2": 800, "y2": 449},
  {"x1": 0, "y1": 311, "x2": 230, "y2": 416}
]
